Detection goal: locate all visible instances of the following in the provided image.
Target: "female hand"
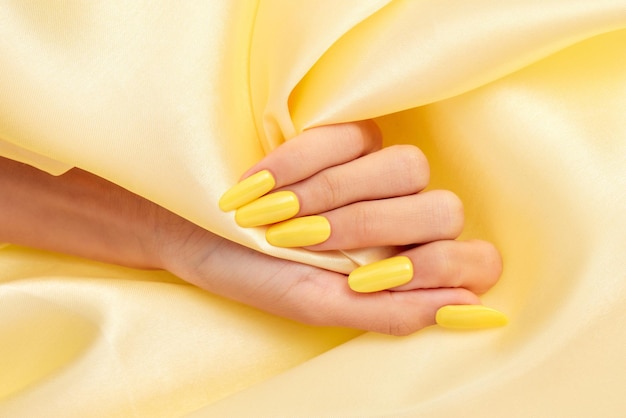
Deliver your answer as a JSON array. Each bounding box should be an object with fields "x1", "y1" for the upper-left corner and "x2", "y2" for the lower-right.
[{"x1": 165, "y1": 120, "x2": 505, "y2": 334}]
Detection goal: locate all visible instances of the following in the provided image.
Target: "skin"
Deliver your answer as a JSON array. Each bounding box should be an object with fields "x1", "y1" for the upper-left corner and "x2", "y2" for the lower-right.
[{"x1": 0, "y1": 120, "x2": 502, "y2": 335}]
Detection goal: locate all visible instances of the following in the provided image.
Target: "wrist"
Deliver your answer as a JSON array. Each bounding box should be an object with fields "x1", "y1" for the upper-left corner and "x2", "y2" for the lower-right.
[{"x1": 150, "y1": 206, "x2": 220, "y2": 279}]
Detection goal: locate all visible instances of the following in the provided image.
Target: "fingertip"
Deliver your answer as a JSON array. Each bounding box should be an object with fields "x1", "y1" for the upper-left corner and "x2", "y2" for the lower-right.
[
  {"x1": 234, "y1": 191, "x2": 300, "y2": 227},
  {"x1": 435, "y1": 305, "x2": 509, "y2": 330},
  {"x1": 265, "y1": 215, "x2": 331, "y2": 247},
  {"x1": 218, "y1": 169, "x2": 276, "y2": 212},
  {"x1": 347, "y1": 256, "x2": 413, "y2": 293}
]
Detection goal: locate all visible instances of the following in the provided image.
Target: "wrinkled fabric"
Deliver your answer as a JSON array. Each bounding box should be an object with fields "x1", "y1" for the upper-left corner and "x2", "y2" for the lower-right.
[{"x1": 1, "y1": 1, "x2": 625, "y2": 416}]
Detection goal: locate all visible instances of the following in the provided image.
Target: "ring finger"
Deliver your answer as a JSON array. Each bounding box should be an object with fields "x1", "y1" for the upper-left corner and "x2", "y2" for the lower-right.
[{"x1": 347, "y1": 239, "x2": 502, "y2": 294}]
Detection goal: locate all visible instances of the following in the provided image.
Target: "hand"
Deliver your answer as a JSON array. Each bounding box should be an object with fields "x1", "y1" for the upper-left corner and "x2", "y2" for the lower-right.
[
  {"x1": 0, "y1": 120, "x2": 504, "y2": 335},
  {"x1": 164, "y1": 121, "x2": 505, "y2": 334}
]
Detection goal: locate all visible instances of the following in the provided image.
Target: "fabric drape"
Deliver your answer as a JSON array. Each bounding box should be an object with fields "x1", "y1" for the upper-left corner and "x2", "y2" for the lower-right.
[{"x1": 1, "y1": 1, "x2": 625, "y2": 416}]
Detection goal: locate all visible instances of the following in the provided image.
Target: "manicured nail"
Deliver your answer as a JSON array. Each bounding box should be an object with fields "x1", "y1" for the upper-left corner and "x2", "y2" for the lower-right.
[
  {"x1": 235, "y1": 191, "x2": 299, "y2": 227},
  {"x1": 218, "y1": 170, "x2": 276, "y2": 212},
  {"x1": 435, "y1": 305, "x2": 508, "y2": 329},
  {"x1": 266, "y1": 216, "x2": 331, "y2": 247},
  {"x1": 348, "y1": 256, "x2": 413, "y2": 293}
]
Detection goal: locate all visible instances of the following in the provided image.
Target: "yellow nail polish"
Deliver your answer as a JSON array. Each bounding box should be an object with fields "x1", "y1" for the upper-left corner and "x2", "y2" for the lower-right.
[
  {"x1": 348, "y1": 256, "x2": 413, "y2": 293},
  {"x1": 235, "y1": 191, "x2": 299, "y2": 227},
  {"x1": 266, "y1": 216, "x2": 331, "y2": 247},
  {"x1": 218, "y1": 170, "x2": 276, "y2": 212},
  {"x1": 436, "y1": 305, "x2": 508, "y2": 329}
]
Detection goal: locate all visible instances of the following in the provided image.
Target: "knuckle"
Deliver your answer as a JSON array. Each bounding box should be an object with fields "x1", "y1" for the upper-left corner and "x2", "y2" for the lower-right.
[
  {"x1": 381, "y1": 296, "x2": 419, "y2": 336},
  {"x1": 386, "y1": 320, "x2": 415, "y2": 337},
  {"x1": 352, "y1": 204, "x2": 380, "y2": 243},
  {"x1": 382, "y1": 294, "x2": 434, "y2": 336},
  {"x1": 478, "y1": 241, "x2": 503, "y2": 289},
  {"x1": 358, "y1": 120, "x2": 383, "y2": 151},
  {"x1": 340, "y1": 120, "x2": 383, "y2": 154},
  {"x1": 388, "y1": 145, "x2": 430, "y2": 192},
  {"x1": 314, "y1": 170, "x2": 344, "y2": 210},
  {"x1": 431, "y1": 243, "x2": 460, "y2": 285},
  {"x1": 434, "y1": 190, "x2": 465, "y2": 238}
]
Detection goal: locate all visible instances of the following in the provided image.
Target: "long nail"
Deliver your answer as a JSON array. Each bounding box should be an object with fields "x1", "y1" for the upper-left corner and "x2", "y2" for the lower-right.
[
  {"x1": 266, "y1": 216, "x2": 331, "y2": 247},
  {"x1": 435, "y1": 305, "x2": 508, "y2": 329},
  {"x1": 218, "y1": 170, "x2": 276, "y2": 212},
  {"x1": 348, "y1": 256, "x2": 413, "y2": 293},
  {"x1": 235, "y1": 191, "x2": 299, "y2": 227}
]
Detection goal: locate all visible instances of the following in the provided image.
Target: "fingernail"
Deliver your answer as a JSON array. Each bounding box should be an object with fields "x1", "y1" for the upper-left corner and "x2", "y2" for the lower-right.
[
  {"x1": 436, "y1": 305, "x2": 508, "y2": 329},
  {"x1": 219, "y1": 170, "x2": 276, "y2": 212},
  {"x1": 348, "y1": 256, "x2": 413, "y2": 293},
  {"x1": 235, "y1": 191, "x2": 299, "y2": 227},
  {"x1": 266, "y1": 216, "x2": 331, "y2": 247}
]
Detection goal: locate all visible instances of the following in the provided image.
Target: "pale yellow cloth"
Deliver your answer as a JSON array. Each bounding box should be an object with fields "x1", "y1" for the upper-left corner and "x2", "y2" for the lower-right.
[{"x1": 1, "y1": 1, "x2": 626, "y2": 416}]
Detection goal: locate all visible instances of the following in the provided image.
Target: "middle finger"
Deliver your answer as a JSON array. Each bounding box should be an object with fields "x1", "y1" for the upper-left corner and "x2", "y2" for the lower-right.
[{"x1": 265, "y1": 190, "x2": 464, "y2": 249}]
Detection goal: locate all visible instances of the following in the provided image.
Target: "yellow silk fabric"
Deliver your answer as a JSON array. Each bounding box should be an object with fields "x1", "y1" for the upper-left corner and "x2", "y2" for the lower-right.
[{"x1": 1, "y1": 1, "x2": 626, "y2": 416}]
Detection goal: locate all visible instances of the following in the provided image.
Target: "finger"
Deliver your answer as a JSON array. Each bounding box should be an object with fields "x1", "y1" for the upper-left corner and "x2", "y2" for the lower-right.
[
  {"x1": 267, "y1": 190, "x2": 464, "y2": 250},
  {"x1": 307, "y1": 285, "x2": 483, "y2": 336},
  {"x1": 395, "y1": 240, "x2": 502, "y2": 294},
  {"x1": 242, "y1": 120, "x2": 382, "y2": 189},
  {"x1": 279, "y1": 145, "x2": 429, "y2": 217}
]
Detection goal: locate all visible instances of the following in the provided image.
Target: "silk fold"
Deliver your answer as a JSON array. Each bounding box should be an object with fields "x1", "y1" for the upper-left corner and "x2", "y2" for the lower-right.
[{"x1": 1, "y1": 1, "x2": 626, "y2": 416}]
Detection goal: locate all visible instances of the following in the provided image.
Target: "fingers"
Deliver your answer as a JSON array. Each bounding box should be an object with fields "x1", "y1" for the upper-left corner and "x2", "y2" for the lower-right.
[
  {"x1": 209, "y1": 120, "x2": 507, "y2": 334},
  {"x1": 229, "y1": 143, "x2": 435, "y2": 239},
  {"x1": 182, "y1": 232, "x2": 501, "y2": 336},
  {"x1": 282, "y1": 144, "x2": 429, "y2": 216},
  {"x1": 219, "y1": 121, "x2": 382, "y2": 212}
]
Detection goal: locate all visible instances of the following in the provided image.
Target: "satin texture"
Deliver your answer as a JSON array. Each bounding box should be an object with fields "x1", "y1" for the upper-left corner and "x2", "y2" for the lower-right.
[{"x1": 1, "y1": 1, "x2": 626, "y2": 416}]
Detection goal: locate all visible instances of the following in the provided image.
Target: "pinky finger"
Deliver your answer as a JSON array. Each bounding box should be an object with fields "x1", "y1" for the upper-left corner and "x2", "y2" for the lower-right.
[{"x1": 302, "y1": 283, "x2": 482, "y2": 336}]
